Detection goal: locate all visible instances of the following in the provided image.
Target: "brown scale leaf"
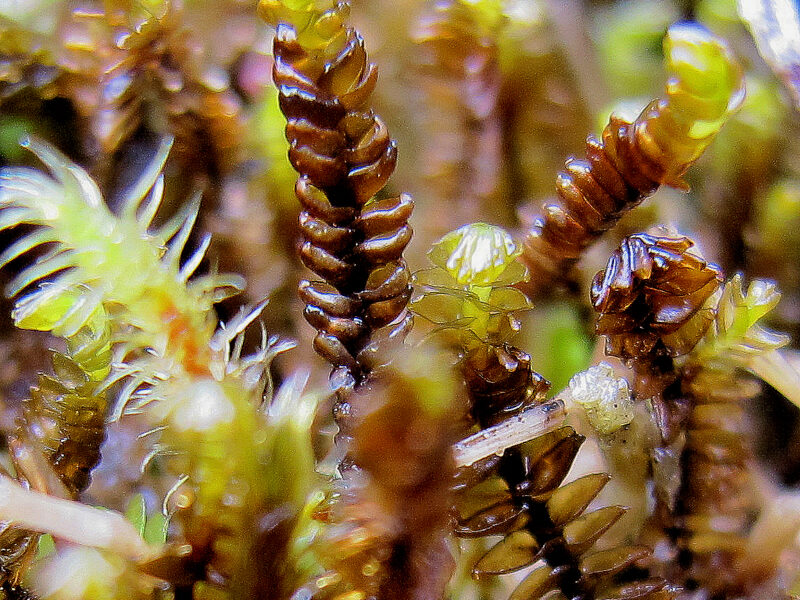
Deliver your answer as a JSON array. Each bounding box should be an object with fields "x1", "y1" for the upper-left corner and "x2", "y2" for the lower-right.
[
  {"x1": 264, "y1": 4, "x2": 416, "y2": 462},
  {"x1": 591, "y1": 233, "x2": 723, "y2": 362},
  {"x1": 458, "y1": 422, "x2": 669, "y2": 600}
]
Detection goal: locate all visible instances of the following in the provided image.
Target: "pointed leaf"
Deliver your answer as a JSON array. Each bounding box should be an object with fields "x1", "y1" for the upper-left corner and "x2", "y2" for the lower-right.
[
  {"x1": 472, "y1": 530, "x2": 540, "y2": 576},
  {"x1": 579, "y1": 545, "x2": 651, "y2": 578},
  {"x1": 509, "y1": 565, "x2": 557, "y2": 600},
  {"x1": 120, "y1": 138, "x2": 172, "y2": 220},
  {"x1": 547, "y1": 473, "x2": 611, "y2": 526},
  {"x1": 564, "y1": 506, "x2": 627, "y2": 555}
]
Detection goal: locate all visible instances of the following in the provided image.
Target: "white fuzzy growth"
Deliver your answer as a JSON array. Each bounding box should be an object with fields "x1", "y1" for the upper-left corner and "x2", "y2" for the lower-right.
[
  {"x1": 569, "y1": 363, "x2": 634, "y2": 435},
  {"x1": 171, "y1": 379, "x2": 235, "y2": 432}
]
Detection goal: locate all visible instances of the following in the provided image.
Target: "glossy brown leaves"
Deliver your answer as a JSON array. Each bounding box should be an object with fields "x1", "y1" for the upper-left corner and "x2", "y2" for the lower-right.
[
  {"x1": 270, "y1": 16, "x2": 413, "y2": 398},
  {"x1": 457, "y1": 420, "x2": 668, "y2": 600},
  {"x1": 520, "y1": 24, "x2": 742, "y2": 297},
  {"x1": 463, "y1": 344, "x2": 548, "y2": 427},
  {"x1": 591, "y1": 233, "x2": 722, "y2": 361}
]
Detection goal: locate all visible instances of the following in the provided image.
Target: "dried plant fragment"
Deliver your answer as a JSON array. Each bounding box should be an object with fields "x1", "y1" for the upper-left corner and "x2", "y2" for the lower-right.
[
  {"x1": 453, "y1": 398, "x2": 565, "y2": 468},
  {"x1": 568, "y1": 362, "x2": 633, "y2": 435}
]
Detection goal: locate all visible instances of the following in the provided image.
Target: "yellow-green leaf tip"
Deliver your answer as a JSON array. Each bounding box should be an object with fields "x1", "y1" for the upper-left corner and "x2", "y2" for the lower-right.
[{"x1": 429, "y1": 223, "x2": 521, "y2": 287}]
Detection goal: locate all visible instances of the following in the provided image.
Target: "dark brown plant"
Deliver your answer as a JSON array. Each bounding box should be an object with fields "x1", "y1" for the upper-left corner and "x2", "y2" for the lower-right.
[
  {"x1": 669, "y1": 364, "x2": 761, "y2": 598},
  {"x1": 590, "y1": 234, "x2": 786, "y2": 597},
  {"x1": 411, "y1": 224, "x2": 672, "y2": 600},
  {"x1": 591, "y1": 233, "x2": 723, "y2": 363},
  {"x1": 457, "y1": 421, "x2": 673, "y2": 600},
  {"x1": 0, "y1": 341, "x2": 111, "y2": 594},
  {"x1": 262, "y1": 1, "x2": 415, "y2": 452},
  {"x1": 591, "y1": 233, "x2": 722, "y2": 443}
]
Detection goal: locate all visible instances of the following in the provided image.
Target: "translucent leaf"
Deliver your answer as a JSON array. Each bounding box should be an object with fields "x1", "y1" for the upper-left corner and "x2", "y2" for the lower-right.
[
  {"x1": 487, "y1": 287, "x2": 532, "y2": 313},
  {"x1": 51, "y1": 352, "x2": 89, "y2": 387},
  {"x1": 143, "y1": 511, "x2": 169, "y2": 546},
  {"x1": 8, "y1": 251, "x2": 77, "y2": 297},
  {"x1": 14, "y1": 284, "x2": 83, "y2": 331},
  {"x1": 124, "y1": 494, "x2": 148, "y2": 538},
  {"x1": 411, "y1": 291, "x2": 467, "y2": 325},
  {"x1": 35, "y1": 534, "x2": 55, "y2": 560},
  {"x1": 119, "y1": 138, "x2": 172, "y2": 221},
  {"x1": 691, "y1": 274, "x2": 789, "y2": 367},
  {"x1": 179, "y1": 234, "x2": 211, "y2": 282},
  {"x1": 492, "y1": 259, "x2": 528, "y2": 287},
  {"x1": 162, "y1": 194, "x2": 201, "y2": 268},
  {"x1": 412, "y1": 266, "x2": 460, "y2": 290},
  {"x1": 664, "y1": 22, "x2": 745, "y2": 127},
  {"x1": 579, "y1": 545, "x2": 651, "y2": 578},
  {"x1": 508, "y1": 565, "x2": 557, "y2": 600},
  {"x1": 547, "y1": 473, "x2": 611, "y2": 526},
  {"x1": 0, "y1": 229, "x2": 57, "y2": 269},
  {"x1": 686, "y1": 531, "x2": 744, "y2": 554},
  {"x1": 429, "y1": 223, "x2": 521, "y2": 286},
  {"x1": 472, "y1": 530, "x2": 540, "y2": 576}
]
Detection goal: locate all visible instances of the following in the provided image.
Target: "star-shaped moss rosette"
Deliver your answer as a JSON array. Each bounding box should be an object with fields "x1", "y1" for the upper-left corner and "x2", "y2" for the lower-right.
[{"x1": 412, "y1": 223, "x2": 531, "y2": 348}]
